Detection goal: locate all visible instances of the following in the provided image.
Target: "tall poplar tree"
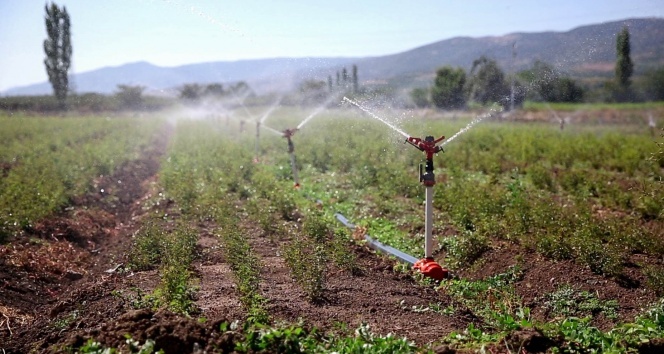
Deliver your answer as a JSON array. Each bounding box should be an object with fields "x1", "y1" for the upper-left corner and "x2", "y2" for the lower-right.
[
  {"x1": 615, "y1": 26, "x2": 634, "y2": 101},
  {"x1": 352, "y1": 64, "x2": 358, "y2": 93},
  {"x1": 44, "y1": 2, "x2": 72, "y2": 110}
]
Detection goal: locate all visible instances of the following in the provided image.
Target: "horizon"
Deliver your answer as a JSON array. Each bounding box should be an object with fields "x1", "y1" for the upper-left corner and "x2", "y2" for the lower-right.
[{"x1": 1, "y1": 0, "x2": 663, "y2": 92}]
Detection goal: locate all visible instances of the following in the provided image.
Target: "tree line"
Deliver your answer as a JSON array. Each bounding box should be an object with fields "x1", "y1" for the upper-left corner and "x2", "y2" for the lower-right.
[{"x1": 415, "y1": 26, "x2": 664, "y2": 110}]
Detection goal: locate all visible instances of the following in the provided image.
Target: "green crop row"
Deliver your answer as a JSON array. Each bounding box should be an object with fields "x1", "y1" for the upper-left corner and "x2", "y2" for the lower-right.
[
  {"x1": 157, "y1": 119, "x2": 269, "y2": 323},
  {"x1": 123, "y1": 218, "x2": 199, "y2": 315},
  {"x1": 0, "y1": 113, "x2": 162, "y2": 240}
]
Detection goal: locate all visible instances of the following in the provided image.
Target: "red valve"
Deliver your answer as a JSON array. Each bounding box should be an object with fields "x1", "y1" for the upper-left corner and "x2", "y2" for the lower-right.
[{"x1": 413, "y1": 257, "x2": 448, "y2": 281}]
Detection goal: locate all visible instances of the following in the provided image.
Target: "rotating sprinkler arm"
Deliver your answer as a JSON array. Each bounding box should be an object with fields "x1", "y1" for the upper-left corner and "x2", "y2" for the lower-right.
[
  {"x1": 406, "y1": 135, "x2": 445, "y2": 159},
  {"x1": 282, "y1": 128, "x2": 299, "y2": 139},
  {"x1": 406, "y1": 135, "x2": 444, "y2": 187}
]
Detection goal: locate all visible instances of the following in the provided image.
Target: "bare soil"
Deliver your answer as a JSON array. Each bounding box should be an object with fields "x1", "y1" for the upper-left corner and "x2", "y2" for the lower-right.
[{"x1": 0, "y1": 120, "x2": 661, "y2": 354}]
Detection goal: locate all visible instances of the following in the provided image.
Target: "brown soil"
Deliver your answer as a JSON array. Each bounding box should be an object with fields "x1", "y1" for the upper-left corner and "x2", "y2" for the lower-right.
[{"x1": 0, "y1": 121, "x2": 661, "y2": 354}]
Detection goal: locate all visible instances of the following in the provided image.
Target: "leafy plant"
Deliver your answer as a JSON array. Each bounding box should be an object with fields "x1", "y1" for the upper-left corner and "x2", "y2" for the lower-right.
[
  {"x1": 284, "y1": 234, "x2": 328, "y2": 302},
  {"x1": 127, "y1": 219, "x2": 165, "y2": 271},
  {"x1": 543, "y1": 284, "x2": 619, "y2": 320},
  {"x1": 439, "y1": 231, "x2": 490, "y2": 268}
]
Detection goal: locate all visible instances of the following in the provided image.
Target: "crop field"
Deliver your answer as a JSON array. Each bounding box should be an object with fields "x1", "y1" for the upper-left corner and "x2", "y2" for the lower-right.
[{"x1": 1, "y1": 103, "x2": 664, "y2": 353}]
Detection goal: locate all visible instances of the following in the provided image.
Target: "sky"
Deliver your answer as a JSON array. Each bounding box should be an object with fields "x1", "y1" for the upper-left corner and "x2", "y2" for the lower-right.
[{"x1": 1, "y1": 0, "x2": 662, "y2": 92}]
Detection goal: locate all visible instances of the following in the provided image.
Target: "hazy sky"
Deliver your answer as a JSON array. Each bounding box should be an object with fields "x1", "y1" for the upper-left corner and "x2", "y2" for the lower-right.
[{"x1": 1, "y1": 0, "x2": 662, "y2": 92}]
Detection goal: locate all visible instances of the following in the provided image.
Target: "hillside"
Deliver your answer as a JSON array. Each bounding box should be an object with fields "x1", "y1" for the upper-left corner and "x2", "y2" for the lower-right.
[
  {"x1": 4, "y1": 17, "x2": 663, "y2": 96},
  {"x1": 354, "y1": 18, "x2": 664, "y2": 88}
]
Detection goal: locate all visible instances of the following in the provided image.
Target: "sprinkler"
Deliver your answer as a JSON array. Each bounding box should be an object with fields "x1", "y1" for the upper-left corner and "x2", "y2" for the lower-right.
[
  {"x1": 254, "y1": 121, "x2": 261, "y2": 161},
  {"x1": 406, "y1": 135, "x2": 449, "y2": 281},
  {"x1": 282, "y1": 128, "x2": 300, "y2": 188}
]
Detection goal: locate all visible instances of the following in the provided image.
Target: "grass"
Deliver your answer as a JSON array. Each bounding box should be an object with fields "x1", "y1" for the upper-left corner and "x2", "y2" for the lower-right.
[{"x1": 522, "y1": 100, "x2": 664, "y2": 111}]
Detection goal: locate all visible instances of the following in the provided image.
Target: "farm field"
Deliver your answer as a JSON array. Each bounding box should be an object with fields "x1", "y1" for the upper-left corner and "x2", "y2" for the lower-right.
[{"x1": 1, "y1": 103, "x2": 663, "y2": 353}]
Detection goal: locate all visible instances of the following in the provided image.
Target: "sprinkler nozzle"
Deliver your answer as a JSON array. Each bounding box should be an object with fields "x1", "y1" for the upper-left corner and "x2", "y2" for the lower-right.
[
  {"x1": 406, "y1": 135, "x2": 445, "y2": 159},
  {"x1": 282, "y1": 128, "x2": 298, "y2": 139}
]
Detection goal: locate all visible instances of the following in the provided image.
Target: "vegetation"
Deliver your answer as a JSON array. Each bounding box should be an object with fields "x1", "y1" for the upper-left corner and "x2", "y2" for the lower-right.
[
  {"x1": 3, "y1": 104, "x2": 664, "y2": 352},
  {"x1": 115, "y1": 85, "x2": 146, "y2": 110},
  {"x1": 614, "y1": 26, "x2": 634, "y2": 102},
  {"x1": 519, "y1": 60, "x2": 584, "y2": 103},
  {"x1": 467, "y1": 56, "x2": 510, "y2": 108},
  {"x1": 0, "y1": 113, "x2": 160, "y2": 240},
  {"x1": 43, "y1": 2, "x2": 72, "y2": 110},
  {"x1": 431, "y1": 66, "x2": 467, "y2": 109}
]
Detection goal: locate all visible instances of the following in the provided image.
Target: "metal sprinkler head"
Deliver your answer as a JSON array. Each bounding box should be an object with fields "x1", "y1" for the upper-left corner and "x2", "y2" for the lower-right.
[
  {"x1": 406, "y1": 135, "x2": 445, "y2": 160},
  {"x1": 282, "y1": 128, "x2": 298, "y2": 139}
]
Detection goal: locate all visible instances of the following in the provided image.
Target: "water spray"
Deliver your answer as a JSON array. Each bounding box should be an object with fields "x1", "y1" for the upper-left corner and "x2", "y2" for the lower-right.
[
  {"x1": 406, "y1": 135, "x2": 449, "y2": 281},
  {"x1": 342, "y1": 97, "x2": 410, "y2": 139},
  {"x1": 255, "y1": 97, "x2": 283, "y2": 160},
  {"x1": 282, "y1": 128, "x2": 300, "y2": 188}
]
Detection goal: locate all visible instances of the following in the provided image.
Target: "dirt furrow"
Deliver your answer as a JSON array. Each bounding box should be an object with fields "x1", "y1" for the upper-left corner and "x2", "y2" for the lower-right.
[
  {"x1": 194, "y1": 225, "x2": 244, "y2": 321},
  {"x1": 238, "y1": 211, "x2": 470, "y2": 346}
]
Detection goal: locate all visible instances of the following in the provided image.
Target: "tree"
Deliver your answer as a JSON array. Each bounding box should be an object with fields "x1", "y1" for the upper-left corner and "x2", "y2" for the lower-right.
[
  {"x1": 342, "y1": 67, "x2": 348, "y2": 85},
  {"x1": 431, "y1": 66, "x2": 466, "y2": 109},
  {"x1": 44, "y1": 2, "x2": 72, "y2": 110},
  {"x1": 643, "y1": 66, "x2": 664, "y2": 101},
  {"x1": 204, "y1": 83, "x2": 224, "y2": 97},
  {"x1": 178, "y1": 83, "x2": 203, "y2": 101},
  {"x1": 229, "y1": 81, "x2": 252, "y2": 96},
  {"x1": 352, "y1": 65, "x2": 359, "y2": 93},
  {"x1": 299, "y1": 79, "x2": 328, "y2": 105},
  {"x1": 115, "y1": 85, "x2": 145, "y2": 110},
  {"x1": 467, "y1": 56, "x2": 510, "y2": 107},
  {"x1": 410, "y1": 87, "x2": 430, "y2": 108},
  {"x1": 615, "y1": 26, "x2": 634, "y2": 101},
  {"x1": 519, "y1": 60, "x2": 583, "y2": 103},
  {"x1": 328, "y1": 75, "x2": 333, "y2": 92}
]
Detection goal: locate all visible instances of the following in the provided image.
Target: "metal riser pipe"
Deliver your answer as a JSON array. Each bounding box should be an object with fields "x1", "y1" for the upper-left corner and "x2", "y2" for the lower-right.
[{"x1": 289, "y1": 152, "x2": 299, "y2": 185}]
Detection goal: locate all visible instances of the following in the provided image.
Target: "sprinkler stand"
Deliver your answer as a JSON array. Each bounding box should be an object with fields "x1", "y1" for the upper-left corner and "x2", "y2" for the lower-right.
[
  {"x1": 283, "y1": 128, "x2": 300, "y2": 188},
  {"x1": 406, "y1": 135, "x2": 449, "y2": 281},
  {"x1": 254, "y1": 121, "x2": 261, "y2": 161}
]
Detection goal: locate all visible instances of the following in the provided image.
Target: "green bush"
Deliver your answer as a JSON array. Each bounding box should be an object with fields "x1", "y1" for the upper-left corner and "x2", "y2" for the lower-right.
[
  {"x1": 127, "y1": 220, "x2": 165, "y2": 271},
  {"x1": 440, "y1": 231, "x2": 490, "y2": 269},
  {"x1": 543, "y1": 284, "x2": 619, "y2": 319},
  {"x1": 284, "y1": 234, "x2": 327, "y2": 302},
  {"x1": 527, "y1": 164, "x2": 556, "y2": 192},
  {"x1": 644, "y1": 265, "x2": 664, "y2": 296},
  {"x1": 576, "y1": 240, "x2": 623, "y2": 277}
]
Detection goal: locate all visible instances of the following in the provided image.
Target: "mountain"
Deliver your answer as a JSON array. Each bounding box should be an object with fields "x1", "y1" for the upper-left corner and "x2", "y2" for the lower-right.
[
  {"x1": 352, "y1": 18, "x2": 664, "y2": 89},
  {"x1": 5, "y1": 18, "x2": 664, "y2": 96}
]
